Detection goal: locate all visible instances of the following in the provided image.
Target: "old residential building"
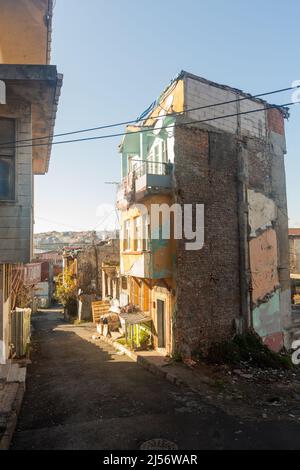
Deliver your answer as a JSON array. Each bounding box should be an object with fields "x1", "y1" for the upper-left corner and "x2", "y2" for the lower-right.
[
  {"x1": 62, "y1": 239, "x2": 120, "y2": 320},
  {"x1": 289, "y1": 228, "x2": 300, "y2": 304},
  {"x1": 117, "y1": 71, "x2": 291, "y2": 356},
  {"x1": 0, "y1": 0, "x2": 62, "y2": 363}
]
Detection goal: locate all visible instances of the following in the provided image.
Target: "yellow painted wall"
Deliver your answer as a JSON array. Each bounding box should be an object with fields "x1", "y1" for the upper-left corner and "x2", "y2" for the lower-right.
[
  {"x1": 0, "y1": 0, "x2": 51, "y2": 65},
  {"x1": 120, "y1": 276, "x2": 175, "y2": 355},
  {"x1": 144, "y1": 78, "x2": 184, "y2": 127},
  {"x1": 120, "y1": 194, "x2": 175, "y2": 278}
]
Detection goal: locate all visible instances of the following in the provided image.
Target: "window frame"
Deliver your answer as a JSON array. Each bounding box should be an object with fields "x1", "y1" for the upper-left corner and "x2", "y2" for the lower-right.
[
  {"x1": 133, "y1": 216, "x2": 142, "y2": 252},
  {"x1": 142, "y1": 213, "x2": 150, "y2": 252},
  {"x1": 123, "y1": 219, "x2": 131, "y2": 252},
  {"x1": 0, "y1": 117, "x2": 16, "y2": 202}
]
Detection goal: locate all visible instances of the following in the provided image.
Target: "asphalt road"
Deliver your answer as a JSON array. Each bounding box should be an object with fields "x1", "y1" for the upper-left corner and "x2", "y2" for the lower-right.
[{"x1": 11, "y1": 308, "x2": 300, "y2": 450}]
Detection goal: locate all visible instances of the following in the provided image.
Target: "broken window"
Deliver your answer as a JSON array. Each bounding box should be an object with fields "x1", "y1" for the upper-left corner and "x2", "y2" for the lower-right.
[{"x1": 0, "y1": 118, "x2": 15, "y2": 201}]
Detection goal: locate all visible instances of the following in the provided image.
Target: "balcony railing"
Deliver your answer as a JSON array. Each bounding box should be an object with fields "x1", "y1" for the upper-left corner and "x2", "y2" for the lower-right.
[
  {"x1": 135, "y1": 161, "x2": 172, "y2": 178},
  {"x1": 116, "y1": 161, "x2": 173, "y2": 209}
]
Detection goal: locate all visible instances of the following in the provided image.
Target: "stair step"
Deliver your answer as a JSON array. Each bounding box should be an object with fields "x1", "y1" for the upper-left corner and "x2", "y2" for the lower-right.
[{"x1": 6, "y1": 365, "x2": 21, "y2": 383}]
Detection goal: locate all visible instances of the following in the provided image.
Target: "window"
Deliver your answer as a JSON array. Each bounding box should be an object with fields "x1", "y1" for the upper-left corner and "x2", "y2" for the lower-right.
[
  {"x1": 133, "y1": 217, "x2": 142, "y2": 252},
  {"x1": 123, "y1": 219, "x2": 131, "y2": 251},
  {"x1": 147, "y1": 139, "x2": 168, "y2": 175},
  {"x1": 128, "y1": 154, "x2": 140, "y2": 173},
  {"x1": 142, "y1": 214, "x2": 150, "y2": 251},
  {"x1": 162, "y1": 139, "x2": 168, "y2": 164},
  {"x1": 0, "y1": 118, "x2": 15, "y2": 201},
  {"x1": 121, "y1": 276, "x2": 128, "y2": 290}
]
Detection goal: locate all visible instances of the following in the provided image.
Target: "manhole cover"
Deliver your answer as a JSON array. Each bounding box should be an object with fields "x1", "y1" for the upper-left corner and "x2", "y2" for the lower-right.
[{"x1": 140, "y1": 439, "x2": 178, "y2": 450}]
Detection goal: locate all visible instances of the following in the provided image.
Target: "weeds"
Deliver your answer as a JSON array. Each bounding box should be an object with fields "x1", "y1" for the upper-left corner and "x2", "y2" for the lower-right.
[{"x1": 206, "y1": 331, "x2": 293, "y2": 370}]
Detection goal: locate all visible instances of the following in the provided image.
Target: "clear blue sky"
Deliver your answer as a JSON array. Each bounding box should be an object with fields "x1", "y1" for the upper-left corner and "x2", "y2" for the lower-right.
[{"x1": 34, "y1": 0, "x2": 300, "y2": 233}]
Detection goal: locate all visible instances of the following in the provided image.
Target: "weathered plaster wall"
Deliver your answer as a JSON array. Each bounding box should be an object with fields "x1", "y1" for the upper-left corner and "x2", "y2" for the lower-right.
[
  {"x1": 0, "y1": 0, "x2": 52, "y2": 65},
  {"x1": 249, "y1": 228, "x2": 279, "y2": 304},
  {"x1": 248, "y1": 190, "x2": 277, "y2": 238},
  {"x1": 120, "y1": 195, "x2": 174, "y2": 279},
  {"x1": 252, "y1": 290, "x2": 283, "y2": 350},
  {"x1": 246, "y1": 108, "x2": 291, "y2": 351}
]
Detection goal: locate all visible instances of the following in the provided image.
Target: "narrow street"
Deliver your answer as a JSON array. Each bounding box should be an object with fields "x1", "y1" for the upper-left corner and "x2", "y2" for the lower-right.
[{"x1": 11, "y1": 308, "x2": 300, "y2": 450}]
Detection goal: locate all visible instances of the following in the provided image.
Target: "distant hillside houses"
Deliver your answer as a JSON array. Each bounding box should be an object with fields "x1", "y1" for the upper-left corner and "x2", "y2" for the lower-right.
[{"x1": 34, "y1": 230, "x2": 119, "y2": 253}]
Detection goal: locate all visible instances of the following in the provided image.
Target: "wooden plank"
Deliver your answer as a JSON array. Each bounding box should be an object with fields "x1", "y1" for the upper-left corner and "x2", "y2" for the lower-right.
[{"x1": 92, "y1": 300, "x2": 110, "y2": 324}]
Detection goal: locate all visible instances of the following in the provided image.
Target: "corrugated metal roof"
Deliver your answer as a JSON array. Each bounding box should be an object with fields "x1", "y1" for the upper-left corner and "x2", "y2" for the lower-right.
[
  {"x1": 289, "y1": 228, "x2": 300, "y2": 236},
  {"x1": 119, "y1": 311, "x2": 151, "y2": 325}
]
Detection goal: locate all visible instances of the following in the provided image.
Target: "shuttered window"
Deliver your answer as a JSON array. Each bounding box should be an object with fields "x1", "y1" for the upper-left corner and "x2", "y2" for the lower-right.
[{"x1": 0, "y1": 118, "x2": 15, "y2": 201}]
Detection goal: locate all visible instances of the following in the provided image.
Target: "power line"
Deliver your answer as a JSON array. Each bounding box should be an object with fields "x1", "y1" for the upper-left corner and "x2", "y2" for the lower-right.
[
  {"x1": 0, "y1": 84, "x2": 298, "y2": 148},
  {"x1": 35, "y1": 216, "x2": 88, "y2": 231},
  {"x1": 2, "y1": 99, "x2": 299, "y2": 151}
]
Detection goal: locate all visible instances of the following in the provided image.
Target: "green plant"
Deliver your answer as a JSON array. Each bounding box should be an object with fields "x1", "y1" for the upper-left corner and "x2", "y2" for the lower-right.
[
  {"x1": 139, "y1": 328, "x2": 151, "y2": 349},
  {"x1": 207, "y1": 330, "x2": 293, "y2": 370},
  {"x1": 171, "y1": 351, "x2": 182, "y2": 362},
  {"x1": 55, "y1": 269, "x2": 78, "y2": 316}
]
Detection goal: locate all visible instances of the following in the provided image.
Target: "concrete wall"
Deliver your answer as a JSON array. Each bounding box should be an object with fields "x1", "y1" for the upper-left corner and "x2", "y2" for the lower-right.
[
  {"x1": 0, "y1": 0, "x2": 52, "y2": 65},
  {"x1": 0, "y1": 100, "x2": 33, "y2": 263},
  {"x1": 185, "y1": 75, "x2": 267, "y2": 139}
]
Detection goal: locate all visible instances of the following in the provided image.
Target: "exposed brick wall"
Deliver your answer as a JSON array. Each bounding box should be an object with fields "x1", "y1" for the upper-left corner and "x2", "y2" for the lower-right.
[
  {"x1": 173, "y1": 126, "x2": 241, "y2": 355},
  {"x1": 267, "y1": 108, "x2": 285, "y2": 136},
  {"x1": 247, "y1": 138, "x2": 272, "y2": 195}
]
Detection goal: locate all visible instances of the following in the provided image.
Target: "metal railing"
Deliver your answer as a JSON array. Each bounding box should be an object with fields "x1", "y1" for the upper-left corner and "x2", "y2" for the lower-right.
[
  {"x1": 134, "y1": 161, "x2": 172, "y2": 179},
  {"x1": 117, "y1": 161, "x2": 173, "y2": 205}
]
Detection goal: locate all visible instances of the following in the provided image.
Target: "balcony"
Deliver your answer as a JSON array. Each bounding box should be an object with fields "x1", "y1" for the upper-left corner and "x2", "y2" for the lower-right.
[{"x1": 116, "y1": 162, "x2": 172, "y2": 209}]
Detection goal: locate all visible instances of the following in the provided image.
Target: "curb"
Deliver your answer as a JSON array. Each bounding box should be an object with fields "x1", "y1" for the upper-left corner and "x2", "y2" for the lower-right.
[{"x1": 0, "y1": 381, "x2": 25, "y2": 450}]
